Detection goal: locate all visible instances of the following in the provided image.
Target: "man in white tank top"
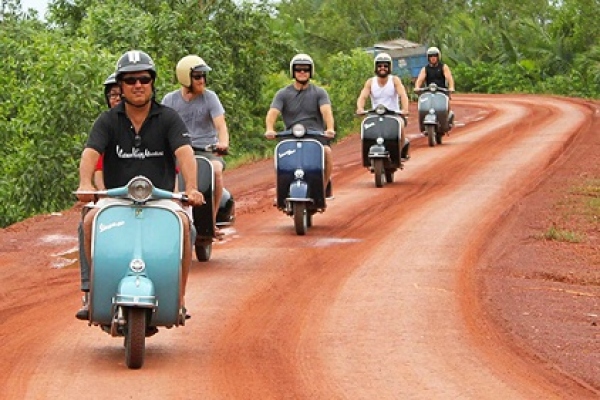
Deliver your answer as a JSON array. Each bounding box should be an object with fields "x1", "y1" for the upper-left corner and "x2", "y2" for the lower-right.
[{"x1": 356, "y1": 53, "x2": 410, "y2": 158}]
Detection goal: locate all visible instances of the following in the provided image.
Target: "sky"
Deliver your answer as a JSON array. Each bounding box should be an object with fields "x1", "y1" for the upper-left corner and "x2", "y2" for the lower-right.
[{"x1": 21, "y1": 0, "x2": 48, "y2": 16}]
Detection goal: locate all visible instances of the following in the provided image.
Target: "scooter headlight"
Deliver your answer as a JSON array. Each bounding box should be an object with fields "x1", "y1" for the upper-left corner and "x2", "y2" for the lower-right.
[
  {"x1": 429, "y1": 83, "x2": 438, "y2": 92},
  {"x1": 291, "y1": 124, "x2": 306, "y2": 138},
  {"x1": 375, "y1": 105, "x2": 386, "y2": 115},
  {"x1": 127, "y1": 176, "x2": 153, "y2": 202},
  {"x1": 294, "y1": 169, "x2": 305, "y2": 179},
  {"x1": 376, "y1": 137, "x2": 384, "y2": 145},
  {"x1": 130, "y1": 258, "x2": 146, "y2": 273}
]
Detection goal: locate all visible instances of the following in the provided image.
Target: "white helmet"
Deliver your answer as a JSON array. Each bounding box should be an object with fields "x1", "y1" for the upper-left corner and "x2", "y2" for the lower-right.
[
  {"x1": 374, "y1": 52, "x2": 392, "y2": 72},
  {"x1": 176, "y1": 55, "x2": 212, "y2": 87},
  {"x1": 427, "y1": 47, "x2": 441, "y2": 60},
  {"x1": 289, "y1": 53, "x2": 314, "y2": 78}
]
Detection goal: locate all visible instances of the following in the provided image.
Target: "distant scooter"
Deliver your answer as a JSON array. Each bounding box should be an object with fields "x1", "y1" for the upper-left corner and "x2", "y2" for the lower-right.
[
  {"x1": 76, "y1": 176, "x2": 191, "y2": 369},
  {"x1": 179, "y1": 144, "x2": 235, "y2": 261},
  {"x1": 357, "y1": 105, "x2": 410, "y2": 187},
  {"x1": 273, "y1": 124, "x2": 329, "y2": 235},
  {"x1": 415, "y1": 83, "x2": 454, "y2": 147}
]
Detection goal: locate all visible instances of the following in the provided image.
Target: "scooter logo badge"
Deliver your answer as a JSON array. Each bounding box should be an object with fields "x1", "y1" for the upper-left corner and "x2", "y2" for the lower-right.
[
  {"x1": 364, "y1": 122, "x2": 375, "y2": 130},
  {"x1": 99, "y1": 221, "x2": 125, "y2": 232},
  {"x1": 278, "y1": 149, "x2": 296, "y2": 158}
]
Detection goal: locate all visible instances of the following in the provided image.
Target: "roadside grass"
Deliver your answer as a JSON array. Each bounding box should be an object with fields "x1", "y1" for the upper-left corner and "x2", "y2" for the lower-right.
[{"x1": 538, "y1": 179, "x2": 599, "y2": 243}]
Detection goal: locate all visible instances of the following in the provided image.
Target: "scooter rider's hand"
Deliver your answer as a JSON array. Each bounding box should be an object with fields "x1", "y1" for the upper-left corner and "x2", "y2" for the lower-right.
[
  {"x1": 355, "y1": 108, "x2": 365, "y2": 115},
  {"x1": 184, "y1": 189, "x2": 205, "y2": 207},
  {"x1": 265, "y1": 130, "x2": 277, "y2": 140},
  {"x1": 215, "y1": 142, "x2": 229, "y2": 154},
  {"x1": 324, "y1": 130, "x2": 336, "y2": 139},
  {"x1": 75, "y1": 183, "x2": 97, "y2": 203}
]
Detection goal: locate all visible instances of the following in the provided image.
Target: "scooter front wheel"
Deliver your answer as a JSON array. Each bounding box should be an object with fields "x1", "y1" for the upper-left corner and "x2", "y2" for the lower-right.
[
  {"x1": 372, "y1": 159, "x2": 384, "y2": 187},
  {"x1": 293, "y1": 202, "x2": 308, "y2": 235},
  {"x1": 125, "y1": 308, "x2": 146, "y2": 369},
  {"x1": 426, "y1": 125, "x2": 436, "y2": 147}
]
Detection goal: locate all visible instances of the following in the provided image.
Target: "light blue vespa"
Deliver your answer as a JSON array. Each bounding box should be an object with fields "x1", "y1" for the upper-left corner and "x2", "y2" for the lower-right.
[{"x1": 85, "y1": 176, "x2": 188, "y2": 369}]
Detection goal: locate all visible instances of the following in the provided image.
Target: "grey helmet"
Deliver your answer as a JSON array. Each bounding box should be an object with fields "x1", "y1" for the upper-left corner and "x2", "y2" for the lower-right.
[{"x1": 115, "y1": 50, "x2": 156, "y2": 81}]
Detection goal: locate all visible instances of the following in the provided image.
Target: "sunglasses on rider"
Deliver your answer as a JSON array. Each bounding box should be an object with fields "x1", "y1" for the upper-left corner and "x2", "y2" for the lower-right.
[
  {"x1": 134, "y1": 134, "x2": 142, "y2": 147},
  {"x1": 121, "y1": 76, "x2": 153, "y2": 85},
  {"x1": 191, "y1": 74, "x2": 206, "y2": 81},
  {"x1": 294, "y1": 67, "x2": 311, "y2": 73}
]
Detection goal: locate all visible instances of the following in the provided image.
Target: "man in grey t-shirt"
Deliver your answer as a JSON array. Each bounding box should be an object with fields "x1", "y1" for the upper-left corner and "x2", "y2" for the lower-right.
[
  {"x1": 162, "y1": 55, "x2": 230, "y2": 238},
  {"x1": 265, "y1": 53, "x2": 335, "y2": 192}
]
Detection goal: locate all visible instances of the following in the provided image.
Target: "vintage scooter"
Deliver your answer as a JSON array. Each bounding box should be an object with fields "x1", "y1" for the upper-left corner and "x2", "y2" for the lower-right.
[
  {"x1": 77, "y1": 176, "x2": 191, "y2": 369},
  {"x1": 178, "y1": 144, "x2": 235, "y2": 261},
  {"x1": 358, "y1": 105, "x2": 410, "y2": 187},
  {"x1": 415, "y1": 83, "x2": 454, "y2": 147},
  {"x1": 273, "y1": 124, "x2": 328, "y2": 235}
]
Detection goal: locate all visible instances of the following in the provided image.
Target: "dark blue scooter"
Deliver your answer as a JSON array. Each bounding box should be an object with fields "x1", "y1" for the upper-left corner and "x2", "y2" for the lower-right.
[{"x1": 274, "y1": 124, "x2": 328, "y2": 235}]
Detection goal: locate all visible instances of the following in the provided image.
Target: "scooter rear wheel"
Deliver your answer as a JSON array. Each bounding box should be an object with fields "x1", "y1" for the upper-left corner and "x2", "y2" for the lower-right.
[
  {"x1": 125, "y1": 308, "x2": 146, "y2": 369},
  {"x1": 195, "y1": 239, "x2": 212, "y2": 262}
]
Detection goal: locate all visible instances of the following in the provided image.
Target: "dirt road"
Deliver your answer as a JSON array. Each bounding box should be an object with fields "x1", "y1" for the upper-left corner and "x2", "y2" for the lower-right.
[{"x1": 0, "y1": 94, "x2": 598, "y2": 399}]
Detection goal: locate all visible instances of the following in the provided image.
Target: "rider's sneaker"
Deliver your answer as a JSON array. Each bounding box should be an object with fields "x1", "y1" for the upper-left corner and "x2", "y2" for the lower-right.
[
  {"x1": 75, "y1": 293, "x2": 89, "y2": 320},
  {"x1": 146, "y1": 326, "x2": 159, "y2": 337}
]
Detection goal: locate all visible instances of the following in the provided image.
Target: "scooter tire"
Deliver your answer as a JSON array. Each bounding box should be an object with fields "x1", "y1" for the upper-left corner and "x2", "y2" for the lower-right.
[
  {"x1": 125, "y1": 308, "x2": 146, "y2": 369},
  {"x1": 195, "y1": 239, "x2": 212, "y2": 262}
]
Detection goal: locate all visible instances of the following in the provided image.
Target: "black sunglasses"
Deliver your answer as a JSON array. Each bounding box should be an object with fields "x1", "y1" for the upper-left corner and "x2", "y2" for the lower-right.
[
  {"x1": 121, "y1": 76, "x2": 153, "y2": 85},
  {"x1": 134, "y1": 135, "x2": 142, "y2": 147},
  {"x1": 191, "y1": 74, "x2": 206, "y2": 81},
  {"x1": 294, "y1": 67, "x2": 311, "y2": 73}
]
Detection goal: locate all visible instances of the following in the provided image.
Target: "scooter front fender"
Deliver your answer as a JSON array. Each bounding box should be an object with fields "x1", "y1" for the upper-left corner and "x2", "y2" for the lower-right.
[
  {"x1": 288, "y1": 180, "x2": 309, "y2": 201},
  {"x1": 368, "y1": 144, "x2": 389, "y2": 159},
  {"x1": 115, "y1": 275, "x2": 156, "y2": 309},
  {"x1": 424, "y1": 114, "x2": 438, "y2": 126}
]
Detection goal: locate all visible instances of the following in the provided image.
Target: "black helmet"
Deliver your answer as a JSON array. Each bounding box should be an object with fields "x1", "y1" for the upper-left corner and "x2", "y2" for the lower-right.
[
  {"x1": 103, "y1": 72, "x2": 118, "y2": 108},
  {"x1": 115, "y1": 50, "x2": 156, "y2": 81}
]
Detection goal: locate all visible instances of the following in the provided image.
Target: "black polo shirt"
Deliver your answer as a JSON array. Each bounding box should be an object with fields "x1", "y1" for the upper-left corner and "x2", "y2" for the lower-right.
[{"x1": 86, "y1": 101, "x2": 191, "y2": 190}]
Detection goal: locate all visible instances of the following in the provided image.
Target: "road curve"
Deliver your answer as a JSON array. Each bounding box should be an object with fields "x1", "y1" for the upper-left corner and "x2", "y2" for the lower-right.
[{"x1": 0, "y1": 95, "x2": 597, "y2": 399}]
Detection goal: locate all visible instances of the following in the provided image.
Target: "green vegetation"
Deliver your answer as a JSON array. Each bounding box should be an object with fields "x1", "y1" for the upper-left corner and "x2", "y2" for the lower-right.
[
  {"x1": 541, "y1": 225, "x2": 586, "y2": 243},
  {"x1": 1, "y1": 0, "x2": 600, "y2": 227}
]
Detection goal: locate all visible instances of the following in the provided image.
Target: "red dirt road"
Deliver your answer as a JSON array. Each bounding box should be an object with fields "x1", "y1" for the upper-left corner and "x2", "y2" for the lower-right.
[{"x1": 0, "y1": 95, "x2": 598, "y2": 399}]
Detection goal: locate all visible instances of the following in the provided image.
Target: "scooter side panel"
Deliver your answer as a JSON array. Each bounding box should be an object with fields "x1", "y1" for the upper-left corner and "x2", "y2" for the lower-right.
[
  {"x1": 275, "y1": 139, "x2": 325, "y2": 209},
  {"x1": 360, "y1": 116, "x2": 401, "y2": 168},
  {"x1": 90, "y1": 206, "x2": 182, "y2": 326},
  {"x1": 178, "y1": 156, "x2": 215, "y2": 237}
]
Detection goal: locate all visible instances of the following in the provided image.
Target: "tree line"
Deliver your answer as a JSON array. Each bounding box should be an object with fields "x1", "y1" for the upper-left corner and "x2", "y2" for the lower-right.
[{"x1": 0, "y1": 0, "x2": 598, "y2": 227}]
